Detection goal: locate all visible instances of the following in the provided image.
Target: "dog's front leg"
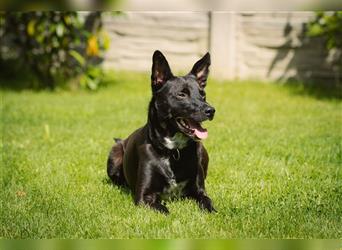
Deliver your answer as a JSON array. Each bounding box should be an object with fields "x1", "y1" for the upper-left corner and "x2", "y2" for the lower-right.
[
  {"x1": 187, "y1": 169, "x2": 216, "y2": 213},
  {"x1": 190, "y1": 187, "x2": 216, "y2": 213},
  {"x1": 134, "y1": 162, "x2": 169, "y2": 214}
]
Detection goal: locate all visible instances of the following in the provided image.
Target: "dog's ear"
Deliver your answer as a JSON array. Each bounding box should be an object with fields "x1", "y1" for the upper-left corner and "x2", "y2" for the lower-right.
[
  {"x1": 189, "y1": 52, "x2": 210, "y2": 88},
  {"x1": 151, "y1": 50, "x2": 173, "y2": 91}
]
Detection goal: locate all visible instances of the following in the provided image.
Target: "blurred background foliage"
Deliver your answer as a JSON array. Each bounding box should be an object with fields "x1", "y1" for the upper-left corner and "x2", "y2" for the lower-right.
[
  {"x1": 0, "y1": 11, "x2": 110, "y2": 90},
  {"x1": 0, "y1": 11, "x2": 341, "y2": 91},
  {"x1": 306, "y1": 11, "x2": 342, "y2": 84},
  {"x1": 307, "y1": 11, "x2": 342, "y2": 50},
  {"x1": 0, "y1": 0, "x2": 120, "y2": 11}
]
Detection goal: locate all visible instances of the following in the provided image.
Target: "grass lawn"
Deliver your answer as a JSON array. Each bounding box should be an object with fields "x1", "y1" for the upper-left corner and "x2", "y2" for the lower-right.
[{"x1": 1, "y1": 72, "x2": 341, "y2": 239}]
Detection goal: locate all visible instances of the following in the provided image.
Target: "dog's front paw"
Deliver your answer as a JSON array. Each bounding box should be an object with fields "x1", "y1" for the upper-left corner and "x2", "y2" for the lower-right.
[
  {"x1": 151, "y1": 203, "x2": 170, "y2": 214},
  {"x1": 199, "y1": 196, "x2": 217, "y2": 213}
]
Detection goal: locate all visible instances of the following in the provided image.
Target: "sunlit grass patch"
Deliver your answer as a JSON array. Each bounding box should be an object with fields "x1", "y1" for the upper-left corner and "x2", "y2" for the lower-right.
[{"x1": 1, "y1": 72, "x2": 341, "y2": 238}]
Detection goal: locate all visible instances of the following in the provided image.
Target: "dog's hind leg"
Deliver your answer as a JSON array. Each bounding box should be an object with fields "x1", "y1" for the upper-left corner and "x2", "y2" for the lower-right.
[{"x1": 107, "y1": 139, "x2": 127, "y2": 187}]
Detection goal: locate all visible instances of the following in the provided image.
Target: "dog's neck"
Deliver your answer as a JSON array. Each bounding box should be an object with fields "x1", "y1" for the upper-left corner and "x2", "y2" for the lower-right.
[
  {"x1": 163, "y1": 133, "x2": 189, "y2": 150},
  {"x1": 147, "y1": 98, "x2": 189, "y2": 153}
]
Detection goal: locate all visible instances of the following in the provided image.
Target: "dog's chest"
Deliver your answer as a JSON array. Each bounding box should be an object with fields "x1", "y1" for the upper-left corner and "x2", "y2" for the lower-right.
[
  {"x1": 161, "y1": 179, "x2": 188, "y2": 200},
  {"x1": 159, "y1": 158, "x2": 188, "y2": 200}
]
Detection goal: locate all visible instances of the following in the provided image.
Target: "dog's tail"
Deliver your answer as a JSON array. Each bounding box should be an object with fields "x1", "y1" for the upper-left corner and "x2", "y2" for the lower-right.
[{"x1": 107, "y1": 138, "x2": 126, "y2": 186}]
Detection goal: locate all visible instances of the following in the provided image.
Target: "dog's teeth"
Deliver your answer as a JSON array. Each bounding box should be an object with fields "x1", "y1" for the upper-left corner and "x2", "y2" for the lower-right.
[{"x1": 177, "y1": 119, "x2": 190, "y2": 129}]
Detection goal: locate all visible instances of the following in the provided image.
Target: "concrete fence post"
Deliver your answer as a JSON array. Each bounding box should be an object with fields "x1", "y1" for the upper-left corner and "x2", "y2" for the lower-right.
[{"x1": 209, "y1": 11, "x2": 236, "y2": 80}]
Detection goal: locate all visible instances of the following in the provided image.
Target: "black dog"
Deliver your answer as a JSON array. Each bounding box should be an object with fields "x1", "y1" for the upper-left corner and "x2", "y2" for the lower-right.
[{"x1": 107, "y1": 50, "x2": 216, "y2": 214}]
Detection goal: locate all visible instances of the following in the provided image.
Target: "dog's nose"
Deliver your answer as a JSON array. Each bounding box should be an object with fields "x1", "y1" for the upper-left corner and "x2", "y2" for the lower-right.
[{"x1": 205, "y1": 107, "x2": 215, "y2": 120}]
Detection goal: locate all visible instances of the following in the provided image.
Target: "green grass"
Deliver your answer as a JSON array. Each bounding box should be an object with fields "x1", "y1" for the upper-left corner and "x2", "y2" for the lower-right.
[{"x1": 1, "y1": 72, "x2": 341, "y2": 239}]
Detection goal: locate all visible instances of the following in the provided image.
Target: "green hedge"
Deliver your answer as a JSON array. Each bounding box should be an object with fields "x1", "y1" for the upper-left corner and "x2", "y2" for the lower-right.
[{"x1": 0, "y1": 11, "x2": 110, "y2": 90}]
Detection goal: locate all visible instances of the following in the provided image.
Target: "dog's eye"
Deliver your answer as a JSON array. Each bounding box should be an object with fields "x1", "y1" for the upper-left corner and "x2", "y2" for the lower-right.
[{"x1": 178, "y1": 89, "x2": 190, "y2": 98}]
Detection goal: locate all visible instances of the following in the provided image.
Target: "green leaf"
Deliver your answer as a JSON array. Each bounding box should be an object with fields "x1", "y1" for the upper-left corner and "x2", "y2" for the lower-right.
[
  {"x1": 56, "y1": 24, "x2": 64, "y2": 37},
  {"x1": 307, "y1": 23, "x2": 323, "y2": 37},
  {"x1": 87, "y1": 78, "x2": 98, "y2": 90},
  {"x1": 69, "y1": 50, "x2": 85, "y2": 66},
  {"x1": 87, "y1": 66, "x2": 101, "y2": 78}
]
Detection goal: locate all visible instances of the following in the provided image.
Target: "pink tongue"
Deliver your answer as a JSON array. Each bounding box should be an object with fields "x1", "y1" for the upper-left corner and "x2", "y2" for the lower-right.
[
  {"x1": 194, "y1": 129, "x2": 208, "y2": 139},
  {"x1": 187, "y1": 120, "x2": 208, "y2": 139}
]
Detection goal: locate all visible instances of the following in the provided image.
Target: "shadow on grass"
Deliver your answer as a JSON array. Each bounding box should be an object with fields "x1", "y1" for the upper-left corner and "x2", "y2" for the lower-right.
[
  {"x1": 0, "y1": 59, "x2": 119, "y2": 92},
  {"x1": 283, "y1": 81, "x2": 342, "y2": 101},
  {"x1": 102, "y1": 177, "x2": 131, "y2": 195},
  {"x1": 0, "y1": 74, "x2": 120, "y2": 92},
  {"x1": 0, "y1": 59, "x2": 40, "y2": 91}
]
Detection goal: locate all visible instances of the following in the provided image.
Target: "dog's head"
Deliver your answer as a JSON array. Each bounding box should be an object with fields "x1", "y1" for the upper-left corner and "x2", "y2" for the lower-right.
[{"x1": 151, "y1": 50, "x2": 215, "y2": 141}]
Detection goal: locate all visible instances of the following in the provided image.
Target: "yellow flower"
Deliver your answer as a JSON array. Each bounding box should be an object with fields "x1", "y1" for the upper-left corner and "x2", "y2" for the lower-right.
[
  {"x1": 86, "y1": 35, "x2": 99, "y2": 56},
  {"x1": 27, "y1": 20, "x2": 36, "y2": 36}
]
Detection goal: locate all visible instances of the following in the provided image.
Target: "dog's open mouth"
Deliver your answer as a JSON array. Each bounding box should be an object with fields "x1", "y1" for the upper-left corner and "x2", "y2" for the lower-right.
[{"x1": 176, "y1": 118, "x2": 208, "y2": 140}]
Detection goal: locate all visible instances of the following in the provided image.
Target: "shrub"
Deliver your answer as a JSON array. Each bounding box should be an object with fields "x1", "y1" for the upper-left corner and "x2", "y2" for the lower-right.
[
  {"x1": 306, "y1": 11, "x2": 342, "y2": 85},
  {"x1": 307, "y1": 11, "x2": 342, "y2": 50},
  {"x1": 0, "y1": 11, "x2": 110, "y2": 90}
]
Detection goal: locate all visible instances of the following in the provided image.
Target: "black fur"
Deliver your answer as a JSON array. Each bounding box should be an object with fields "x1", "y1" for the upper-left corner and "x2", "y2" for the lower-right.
[{"x1": 107, "y1": 50, "x2": 216, "y2": 214}]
